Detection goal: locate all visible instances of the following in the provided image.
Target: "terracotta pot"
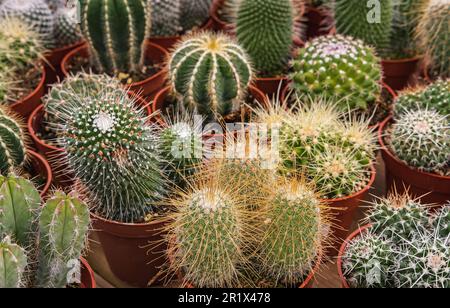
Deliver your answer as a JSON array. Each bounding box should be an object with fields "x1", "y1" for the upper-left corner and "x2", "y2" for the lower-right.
[
  {"x1": 325, "y1": 166, "x2": 376, "y2": 256},
  {"x1": 10, "y1": 65, "x2": 46, "y2": 119},
  {"x1": 210, "y1": 0, "x2": 229, "y2": 31},
  {"x1": 45, "y1": 41, "x2": 85, "y2": 85},
  {"x1": 305, "y1": 7, "x2": 335, "y2": 41},
  {"x1": 61, "y1": 42, "x2": 168, "y2": 97},
  {"x1": 381, "y1": 56, "x2": 422, "y2": 92},
  {"x1": 27, "y1": 150, "x2": 52, "y2": 198},
  {"x1": 337, "y1": 224, "x2": 372, "y2": 289},
  {"x1": 90, "y1": 212, "x2": 168, "y2": 288},
  {"x1": 254, "y1": 77, "x2": 289, "y2": 97},
  {"x1": 80, "y1": 257, "x2": 96, "y2": 289},
  {"x1": 379, "y1": 117, "x2": 450, "y2": 206}
]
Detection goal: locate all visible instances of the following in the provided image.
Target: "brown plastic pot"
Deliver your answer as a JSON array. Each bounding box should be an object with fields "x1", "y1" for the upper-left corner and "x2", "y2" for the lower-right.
[
  {"x1": 45, "y1": 41, "x2": 85, "y2": 85},
  {"x1": 210, "y1": 0, "x2": 229, "y2": 31},
  {"x1": 90, "y1": 212, "x2": 168, "y2": 288},
  {"x1": 381, "y1": 56, "x2": 422, "y2": 92},
  {"x1": 27, "y1": 150, "x2": 52, "y2": 198},
  {"x1": 254, "y1": 77, "x2": 289, "y2": 97},
  {"x1": 10, "y1": 65, "x2": 46, "y2": 119},
  {"x1": 337, "y1": 224, "x2": 372, "y2": 289},
  {"x1": 379, "y1": 117, "x2": 450, "y2": 205},
  {"x1": 61, "y1": 42, "x2": 168, "y2": 97},
  {"x1": 80, "y1": 257, "x2": 96, "y2": 289}
]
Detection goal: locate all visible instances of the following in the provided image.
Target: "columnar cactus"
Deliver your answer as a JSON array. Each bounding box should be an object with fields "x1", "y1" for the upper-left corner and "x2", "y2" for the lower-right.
[
  {"x1": 0, "y1": 106, "x2": 28, "y2": 175},
  {"x1": 0, "y1": 237, "x2": 27, "y2": 288},
  {"x1": 235, "y1": 0, "x2": 294, "y2": 75},
  {"x1": 342, "y1": 230, "x2": 395, "y2": 288},
  {"x1": 168, "y1": 32, "x2": 253, "y2": 120},
  {"x1": 331, "y1": 0, "x2": 394, "y2": 52},
  {"x1": 290, "y1": 35, "x2": 382, "y2": 111},
  {"x1": 79, "y1": 0, "x2": 152, "y2": 76},
  {"x1": 416, "y1": 0, "x2": 450, "y2": 78},
  {"x1": 388, "y1": 109, "x2": 450, "y2": 175}
]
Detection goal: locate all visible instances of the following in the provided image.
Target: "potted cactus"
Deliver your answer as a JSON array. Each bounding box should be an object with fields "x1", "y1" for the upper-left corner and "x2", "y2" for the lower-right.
[
  {"x1": 0, "y1": 176, "x2": 94, "y2": 288},
  {"x1": 149, "y1": 0, "x2": 214, "y2": 49},
  {"x1": 338, "y1": 193, "x2": 449, "y2": 288},
  {"x1": 61, "y1": 0, "x2": 168, "y2": 97},
  {"x1": 380, "y1": 79, "x2": 450, "y2": 205}
]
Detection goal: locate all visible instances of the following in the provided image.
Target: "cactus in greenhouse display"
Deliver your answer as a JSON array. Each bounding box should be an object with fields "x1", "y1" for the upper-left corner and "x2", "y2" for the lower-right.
[
  {"x1": 416, "y1": 0, "x2": 450, "y2": 78},
  {"x1": 290, "y1": 35, "x2": 382, "y2": 111},
  {"x1": 0, "y1": 237, "x2": 27, "y2": 288},
  {"x1": 168, "y1": 32, "x2": 253, "y2": 120},
  {"x1": 0, "y1": 106, "x2": 28, "y2": 175},
  {"x1": 53, "y1": 7, "x2": 82, "y2": 48},
  {"x1": 79, "y1": 0, "x2": 152, "y2": 76},
  {"x1": 342, "y1": 230, "x2": 396, "y2": 288},
  {"x1": 388, "y1": 108, "x2": 450, "y2": 175}
]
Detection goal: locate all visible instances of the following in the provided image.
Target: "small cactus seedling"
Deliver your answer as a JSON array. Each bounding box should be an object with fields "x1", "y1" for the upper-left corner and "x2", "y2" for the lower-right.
[
  {"x1": 0, "y1": 237, "x2": 27, "y2": 288},
  {"x1": 290, "y1": 35, "x2": 382, "y2": 111},
  {"x1": 168, "y1": 32, "x2": 253, "y2": 120},
  {"x1": 342, "y1": 229, "x2": 396, "y2": 288},
  {"x1": 0, "y1": 106, "x2": 28, "y2": 175},
  {"x1": 388, "y1": 108, "x2": 450, "y2": 175}
]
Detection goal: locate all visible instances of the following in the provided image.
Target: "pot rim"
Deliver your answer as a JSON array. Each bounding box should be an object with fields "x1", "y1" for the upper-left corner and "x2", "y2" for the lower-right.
[
  {"x1": 46, "y1": 40, "x2": 85, "y2": 56},
  {"x1": 10, "y1": 63, "x2": 46, "y2": 110},
  {"x1": 80, "y1": 257, "x2": 96, "y2": 289},
  {"x1": 89, "y1": 210, "x2": 164, "y2": 228},
  {"x1": 381, "y1": 55, "x2": 423, "y2": 65},
  {"x1": 28, "y1": 149, "x2": 52, "y2": 198}
]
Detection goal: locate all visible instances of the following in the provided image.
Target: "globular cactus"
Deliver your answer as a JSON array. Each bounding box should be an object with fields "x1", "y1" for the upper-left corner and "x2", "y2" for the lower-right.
[
  {"x1": 53, "y1": 85, "x2": 166, "y2": 223},
  {"x1": 0, "y1": 237, "x2": 27, "y2": 288},
  {"x1": 79, "y1": 0, "x2": 152, "y2": 76},
  {"x1": 432, "y1": 205, "x2": 450, "y2": 238},
  {"x1": 168, "y1": 32, "x2": 253, "y2": 120},
  {"x1": 290, "y1": 35, "x2": 382, "y2": 111},
  {"x1": 394, "y1": 79, "x2": 450, "y2": 116},
  {"x1": 365, "y1": 193, "x2": 430, "y2": 242},
  {"x1": 36, "y1": 191, "x2": 90, "y2": 288},
  {"x1": 0, "y1": 0, "x2": 55, "y2": 48},
  {"x1": 342, "y1": 229, "x2": 396, "y2": 288},
  {"x1": 53, "y1": 7, "x2": 82, "y2": 48},
  {"x1": 388, "y1": 108, "x2": 450, "y2": 175},
  {"x1": 44, "y1": 0, "x2": 67, "y2": 13},
  {"x1": 330, "y1": 0, "x2": 393, "y2": 53},
  {"x1": 179, "y1": 0, "x2": 213, "y2": 32},
  {"x1": 235, "y1": 0, "x2": 294, "y2": 75},
  {"x1": 258, "y1": 178, "x2": 325, "y2": 286},
  {"x1": 0, "y1": 106, "x2": 28, "y2": 175},
  {"x1": 416, "y1": 0, "x2": 449, "y2": 78},
  {"x1": 0, "y1": 175, "x2": 41, "y2": 247}
]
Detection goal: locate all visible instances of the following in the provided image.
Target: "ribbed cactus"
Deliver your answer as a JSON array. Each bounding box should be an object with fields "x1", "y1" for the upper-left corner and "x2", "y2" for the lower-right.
[
  {"x1": 0, "y1": 106, "x2": 28, "y2": 175},
  {"x1": 53, "y1": 7, "x2": 82, "y2": 48},
  {"x1": 53, "y1": 84, "x2": 166, "y2": 223},
  {"x1": 394, "y1": 79, "x2": 450, "y2": 116},
  {"x1": 331, "y1": 0, "x2": 393, "y2": 53},
  {"x1": 388, "y1": 108, "x2": 450, "y2": 175},
  {"x1": 179, "y1": 0, "x2": 213, "y2": 32},
  {"x1": 432, "y1": 205, "x2": 450, "y2": 238},
  {"x1": 416, "y1": 0, "x2": 450, "y2": 78},
  {"x1": 36, "y1": 191, "x2": 90, "y2": 288},
  {"x1": 258, "y1": 178, "x2": 324, "y2": 286},
  {"x1": 0, "y1": 237, "x2": 27, "y2": 288},
  {"x1": 342, "y1": 230, "x2": 395, "y2": 288},
  {"x1": 168, "y1": 32, "x2": 253, "y2": 120},
  {"x1": 290, "y1": 35, "x2": 382, "y2": 111},
  {"x1": 79, "y1": 0, "x2": 152, "y2": 76},
  {"x1": 0, "y1": 0, "x2": 55, "y2": 48},
  {"x1": 235, "y1": 0, "x2": 293, "y2": 75}
]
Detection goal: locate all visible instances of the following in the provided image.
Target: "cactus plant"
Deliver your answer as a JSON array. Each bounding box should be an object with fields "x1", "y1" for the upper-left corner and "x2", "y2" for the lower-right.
[
  {"x1": 0, "y1": 106, "x2": 28, "y2": 175},
  {"x1": 168, "y1": 32, "x2": 253, "y2": 120},
  {"x1": 53, "y1": 7, "x2": 82, "y2": 48},
  {"x1": 342, "y1": 229, "x2": 396, "y2": 288},
  {"x1": 79, "y1": 0, "x2": 152, "y2": 76},
  {"x1": 394, "y1": 79, "x2": 450, "y2": 116},
  {"x1": 416, "y1": 0, "x2": 450, "y2": 78},
  {"x1": 432, "y1": 205, "x2": 450, "y2": 238},
  {"x1": 290, "y1": 35, "x2": 382, "y2": 111},
  {"x1": 0, "y1": 237, "x2": 27, "y2": 288},
  {"x1": 388, "y1": 108, "x2": 450, "y2": 175},
  {"x1": 179, "y1": 0, "x2": 213, "y2": 32}
]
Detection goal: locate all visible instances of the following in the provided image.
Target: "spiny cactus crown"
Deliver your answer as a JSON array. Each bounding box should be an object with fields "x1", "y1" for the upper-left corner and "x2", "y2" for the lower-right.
[
  {"x1": 168, "y1": 32, "x2": 253, "y2": 120},
  {"x1": 290, "y1": 35, "x2": 382, "y2": 111}
]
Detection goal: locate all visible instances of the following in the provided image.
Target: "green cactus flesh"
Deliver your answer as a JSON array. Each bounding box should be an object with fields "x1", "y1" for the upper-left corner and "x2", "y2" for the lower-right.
[
  {"x1": 0, "y1": 238, "x2": 27, "y2": 288},
  {"x1": 0, "y1": 107, "x2": 27, "y2": 175}
]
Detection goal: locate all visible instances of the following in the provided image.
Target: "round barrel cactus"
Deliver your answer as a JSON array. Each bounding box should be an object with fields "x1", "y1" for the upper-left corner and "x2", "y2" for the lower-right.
[
  {"x1": 0, "y1": 238, "x2": 27, "y2": 288},
  {"x1": 53, "y1": 7, "x2": 82, "y2": 48},
  {"x1": 168, "y1": 32, "x2": 253, "y2": 120},
  {"x1": 290, "y1": 35, "x2": 382, "y2": 111},
  {"x1": 432, "y1": 205, "x2": 449, "y2": 238}
]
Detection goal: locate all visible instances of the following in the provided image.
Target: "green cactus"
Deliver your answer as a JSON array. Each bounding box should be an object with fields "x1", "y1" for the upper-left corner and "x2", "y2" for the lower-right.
[
  {"x1": 416, "y1": 0, "x2": 449, "y2": 78},
  {"x1": 0, "y1": 237, "x2": 27, "y2": 288},
  {"x1": 432, "y1": 205, "x2": 450, "y2": 239},
  {"x1": 290, "y1": 35, "x2": 382, "y2": 111},
  {"x1": 168, "y1": 32, "x2": 253, "y2": 120},
  {"x1": 0, "y1": 106, "x2": 28, "y2": 175},
  {"x1": 36, "y1": 191, "x2": 90, "y2": 288},
  {"x1": 388, "y1": 108, "x2": 450, "y2": 175},
  {"x1": 53, "y1": 7, "x2": 82, "y2": 48},
  {"x1": 258, "y1": 178, "x2": 324, "y2": 286},
  {"x1": 331, "y1": 0, "x2": 394, "y2": 53},
  {"x1": 394, "y1": 79, "x2": 450, "y2": 116},
  {"x1": 79, "y1": 0, "x2": 152, "y2": 76},
  {"x1": 342, "y1": 229, "x2": 396, "y2": 288},
  {"x1": 235, "y1": 0, "x2": 294, "y2": 75}
]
